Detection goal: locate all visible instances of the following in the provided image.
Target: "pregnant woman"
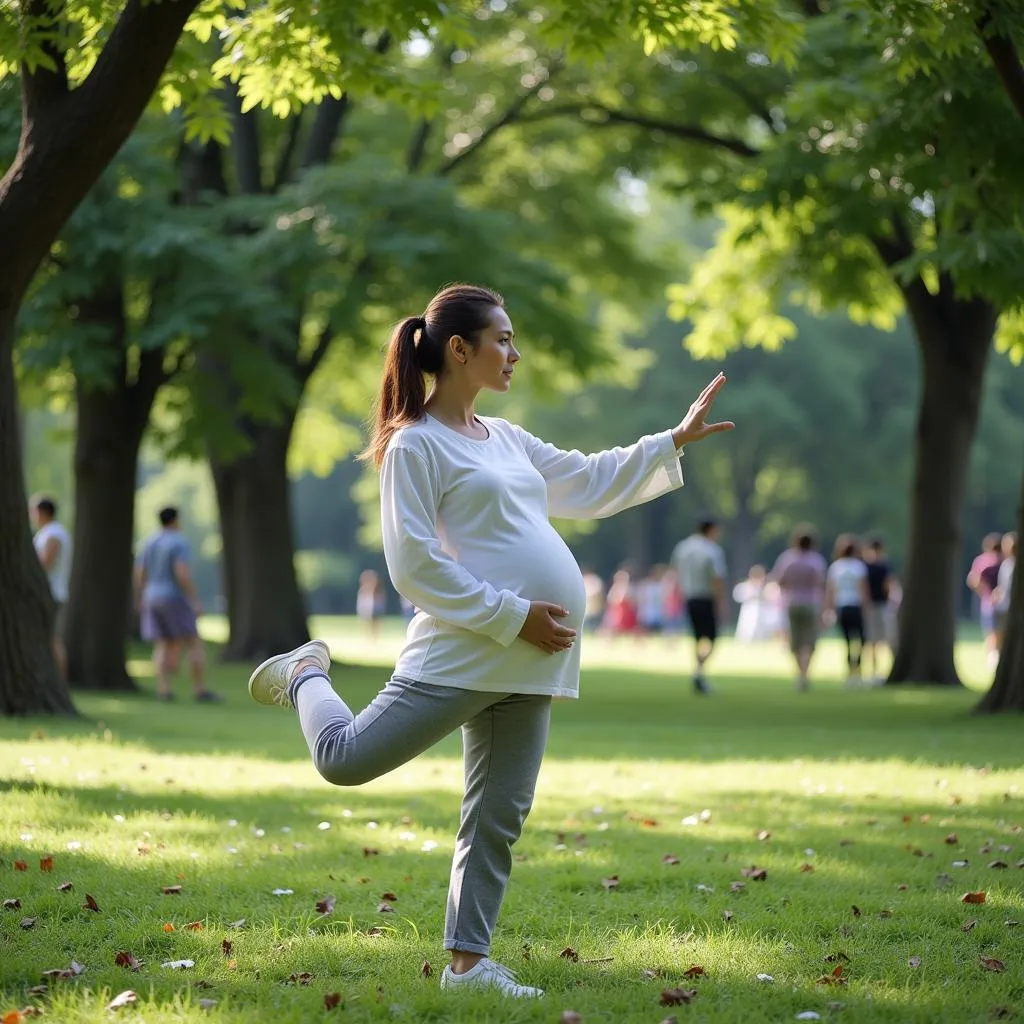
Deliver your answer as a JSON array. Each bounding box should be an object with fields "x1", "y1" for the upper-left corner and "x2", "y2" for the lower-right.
[{"x1": 247, "y1": 283, "x2": 733, "y2": 998}]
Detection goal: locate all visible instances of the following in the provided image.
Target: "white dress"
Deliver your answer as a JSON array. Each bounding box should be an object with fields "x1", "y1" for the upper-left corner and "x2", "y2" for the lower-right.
[{"x1": 380, "y1": 415, "x2": 684, "y2": 698}]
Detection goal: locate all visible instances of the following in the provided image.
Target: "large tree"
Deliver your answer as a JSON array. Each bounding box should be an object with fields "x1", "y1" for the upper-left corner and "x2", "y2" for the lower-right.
[
  {"x1": 1, "y1": 0, "x2": 782, "y2": 711},
  {"x1": 523, "y1": 2, "x2": 1024, "y2": 683}
]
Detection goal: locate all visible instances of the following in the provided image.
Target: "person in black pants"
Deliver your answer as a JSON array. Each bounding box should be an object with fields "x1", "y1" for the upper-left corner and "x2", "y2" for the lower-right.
[
  {"x1": 862, "y1": 536, "x2": 892, "y2": 683},
  {"x1": 825, "y1": 535, "x2": 871, "y2": 685}
]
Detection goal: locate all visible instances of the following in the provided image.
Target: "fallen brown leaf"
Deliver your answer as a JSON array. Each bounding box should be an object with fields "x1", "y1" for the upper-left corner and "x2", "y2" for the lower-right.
[
  {"x1": 824, "y1": 953, "x2": 850, "y2": 964},
  {"x1": 897, "y1": 884, "x2": 909, "y2": 891},
  {"x1": 363, "y1": 847, "x2": 379, "y2": 857},
  {"x1": 683, "y1": 965, "x2": 706, "y2": 978},
  {"x1": 222, "y1": 939, "x2": 233, "y2": 957},
  {"x1": 315, "y1": 895, "x2": 336, "y2": 915},
  {"x1": 162, "y1": 923, "x2": 174, "y2": 932},
  {"x1": 185, "y1": 921, "x2": 203, "y2": 931},
  {"x1": 980, "y1": 957, "x2": 1006, "y2": 973},
  {"x1": 14, "y1": 861, "x2": 28, "y2": 872},
  {"x1": 83, "y1": 894, "x2": 100, "y2": 912},
  {"x1": 799, "y1": 863, "x2": 815, "y2": 873},
  {"x1": 560, "y1": 947, "x2": 580, "y2": 962},
  {"x1": 962, "y1": 891, "x2": 987, "y2": 904},
  {"x1": 838, "y1": 839, "x2": 855, "y2": 847},
  {"x1": 114, "y1": 952, "x2": 141, "y2": 971},
  {"x1": 323, "y1": 993, "x2": 342, "y2": 1010},
  {"x1": 420, "y1": 961, "x2": 433, "y2": 977},
  {"x1": 106, "y1": 991, "x2": 137, "y2": 1011},
  {"x1": 161, "y1": 885, "x2": 182, "y2": 895},
  {"x1": 287, "y1": 972, "x2": 315, "y2": 985},
  {"x1": 816, "y1": 965, "x2": 848, "y2": 986},
  {"x1": 39, "y1": 857, "x2": 53, "y2": 873},
  {"x1": 662, "y1": 854, "x2": 680, "y2": 866},
  {"x1": 851, "y1": 905, "x2": 862, "y2": 917},
  {"x1": 601, "y1": 875, "x2": 620, "y2": 891},
  {"x1": 641, "y1": 819, "x2": 658, "y2": 828},
  {"x1": 380, "y1": 892, "x2": 398, "y2": 902},
  {"x1": 741, "y1": 866, "x2": 767, "y2": 881},
  {"x1": 2, "y1": 898, "x2": 21, "y2": 910},
  {"x1": 365, "y1": 927, "x2": 385, "y2": 937},
  {"x1": 659, "y1": 987, "x2": 697, "y2": 1006},
  {"x1": 945, "y1": 834, "x2": 959, "y2": 845}
]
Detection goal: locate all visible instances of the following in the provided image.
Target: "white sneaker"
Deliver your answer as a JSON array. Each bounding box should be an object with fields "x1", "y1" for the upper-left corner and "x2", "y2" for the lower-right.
[
  {"x1": 247, "y1": 640, "x2": 332, "y2": 708},
  {"x1": 440, "y1": 958, "x2": 543, "y2": 998}
]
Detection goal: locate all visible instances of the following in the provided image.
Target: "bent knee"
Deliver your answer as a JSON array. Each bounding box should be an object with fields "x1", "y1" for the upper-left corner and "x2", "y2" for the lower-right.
[{"x1": 313, "y1": 752, "x2": 376, "y2": 788}]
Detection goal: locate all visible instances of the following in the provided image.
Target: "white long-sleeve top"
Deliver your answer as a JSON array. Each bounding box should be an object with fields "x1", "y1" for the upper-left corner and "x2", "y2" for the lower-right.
[{"x1": 380, "y1": 414, "x2": 684, "y2": 698}]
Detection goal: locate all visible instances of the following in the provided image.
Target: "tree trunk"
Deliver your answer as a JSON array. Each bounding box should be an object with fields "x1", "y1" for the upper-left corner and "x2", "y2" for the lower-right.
[
  {"x1": 888, "y1": 291, "x2": 996, "y2": 686},
  {"x1": 975, "y1": 467, "x2": 1024, "y2": 713},
  {"x1": 211, "y1": 415, "x2": 309, "y2": 661},
  {"x1": 64, "y1": 342, "x2": 165, "y2": 689},
  {"x1": 0, "y1": 313, "x2": 77, "y2": 715}
]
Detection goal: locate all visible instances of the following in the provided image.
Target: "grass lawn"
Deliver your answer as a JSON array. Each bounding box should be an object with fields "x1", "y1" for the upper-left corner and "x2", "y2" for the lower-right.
[{"x1": 2, "y1": 619, "x2": 1022, "y2": 1023}]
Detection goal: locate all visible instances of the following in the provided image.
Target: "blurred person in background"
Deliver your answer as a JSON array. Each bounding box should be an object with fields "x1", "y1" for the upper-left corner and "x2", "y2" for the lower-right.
[
  {"x1": 30, "y1": 494, "x2": 72, "y2": 681},
  {"x1": 134, "y1": 507, "x2": 219, "y2": 703},
  {"x1": 771, "y1": 525, "x2": 828, "y2": 692},
  {"x1": 671, "y1": 517, "x2": 726, "y2": 695},
  {"x1": 862, "y1": 536, "x2": 893, "y2": 683},
  {"x1": 825, "y1": 534, "x2": 870, "y2": 686},
  {"x1": 967, "y1": 533, "x2": 1004, "y2": 671}
]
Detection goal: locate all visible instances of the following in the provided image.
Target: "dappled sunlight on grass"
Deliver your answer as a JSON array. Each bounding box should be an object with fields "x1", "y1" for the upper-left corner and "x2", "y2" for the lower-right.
[{"x1": 2, "y1": 631, "x2": 1022, "y2": 1021}]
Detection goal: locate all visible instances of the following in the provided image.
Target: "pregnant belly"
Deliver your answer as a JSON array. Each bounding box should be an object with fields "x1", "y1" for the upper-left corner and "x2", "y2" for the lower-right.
[{"x1": 469, "y1": 527, "x2": 586, "y2": 629}]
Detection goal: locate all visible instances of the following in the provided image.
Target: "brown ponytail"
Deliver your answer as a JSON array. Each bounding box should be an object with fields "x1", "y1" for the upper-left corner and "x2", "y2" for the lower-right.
[{"x1": 361, "y1": 283, "x2": 505, "y2": 468}]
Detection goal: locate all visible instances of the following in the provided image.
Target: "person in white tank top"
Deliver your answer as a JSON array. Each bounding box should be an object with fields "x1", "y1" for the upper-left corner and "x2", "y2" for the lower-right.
[{"x1": 31, "y1": 495, "x2": 72, "y2": 680}]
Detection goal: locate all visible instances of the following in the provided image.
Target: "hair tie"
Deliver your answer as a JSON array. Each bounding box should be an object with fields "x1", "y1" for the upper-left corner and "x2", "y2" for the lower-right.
[{"x1": 413, "y1": 316, "x2": 427, "y2": 333}]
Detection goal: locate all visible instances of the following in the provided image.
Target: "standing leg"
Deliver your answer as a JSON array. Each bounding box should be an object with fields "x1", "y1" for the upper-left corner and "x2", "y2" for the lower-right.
[{"x1": 444, "y1": 693, "x2": 551, "y2": 967}]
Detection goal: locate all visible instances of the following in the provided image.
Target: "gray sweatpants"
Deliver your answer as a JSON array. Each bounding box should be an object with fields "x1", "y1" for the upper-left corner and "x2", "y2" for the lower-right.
[{"x1": 290, "y1": 670, "x2": 551, "y2": 954}]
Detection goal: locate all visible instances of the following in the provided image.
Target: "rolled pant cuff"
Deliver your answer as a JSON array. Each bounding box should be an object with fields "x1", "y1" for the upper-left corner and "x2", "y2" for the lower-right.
[{"x1": 445, "y1": 940, "x2": 490, "y2": 955}]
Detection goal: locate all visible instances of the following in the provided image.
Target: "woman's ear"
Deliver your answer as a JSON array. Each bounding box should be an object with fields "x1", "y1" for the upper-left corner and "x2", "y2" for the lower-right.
[{"x1": 448, "y1": 334, "x2": 468, "y2": 365}]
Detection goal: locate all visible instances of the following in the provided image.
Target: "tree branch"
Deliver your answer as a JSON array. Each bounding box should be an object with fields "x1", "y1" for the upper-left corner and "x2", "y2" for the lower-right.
[
  {"x1": 20, "y1": 0, "x2": 70, "y2": 117},
  {"x1": 406, "y1": 119, "x2": 433, "y2": 172},
  {"x1": 299, "y1": 32, "x2": 391, "y2": 173},
  {"x1": 271, "y1": 110, "x2": 304, "y2": 192},
  {"x1": 230, "y1": 86, "x2": 263, "y2": 194},
  {"x1": 300, "y1": 95, "x2": 352, "y2": 170},
  {"x1": 297, "y1": 254, "x2": 373, "y2": 384},
  {"x1": 0, "y1": 0, "x2": 201, "y2": 307},
  {"x1": 516, "y1": 102, "x2": 760, "y2": 158},
  {"x1": 977, "y1": 10, "x2": 1024, "y2": 122},
  {"x1": 438, "y1": 63, "x2": 564, "y2": 177}
]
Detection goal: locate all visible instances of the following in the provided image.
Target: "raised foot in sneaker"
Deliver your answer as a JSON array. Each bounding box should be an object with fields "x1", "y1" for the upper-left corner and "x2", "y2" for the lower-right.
[
  {"x1": 248, "y1": 640, "x2": 332, "y2": 709},
  {"x1": 440, "y1": 958, "x2": 543, "y2": 998}
]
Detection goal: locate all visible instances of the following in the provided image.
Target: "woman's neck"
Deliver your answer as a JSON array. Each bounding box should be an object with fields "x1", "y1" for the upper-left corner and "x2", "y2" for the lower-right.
[{"x1": 425, "y1": 378, "x2": 479, "y2": 428}]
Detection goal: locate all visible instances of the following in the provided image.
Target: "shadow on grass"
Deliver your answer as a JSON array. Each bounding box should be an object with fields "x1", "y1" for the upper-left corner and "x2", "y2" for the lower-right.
[
  {"x1": 3, "y1": 656, "x2": 1019, "y2": 770},
  {"x1": 3, "y1": 778, "x2": 1021, "y2": 1022}
]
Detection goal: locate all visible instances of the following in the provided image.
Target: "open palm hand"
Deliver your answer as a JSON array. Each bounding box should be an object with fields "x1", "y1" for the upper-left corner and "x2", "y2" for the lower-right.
[{"x1": 672, "y1": 372, "x2": 735, "y2": 448}]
